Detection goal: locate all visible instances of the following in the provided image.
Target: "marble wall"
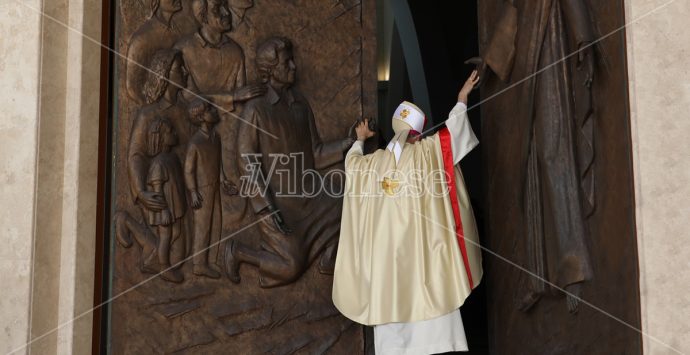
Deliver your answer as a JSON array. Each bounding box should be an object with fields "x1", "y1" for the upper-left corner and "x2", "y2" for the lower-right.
[
  {"x1": 0, "y1": 0, "x2": 43, "y2": 353},
  {"x1": 625, "y1": 0, "x2": 690, "y2": 353},
  {"x1": 0, "y1": 0, "x2": 102, "y2": 353}
]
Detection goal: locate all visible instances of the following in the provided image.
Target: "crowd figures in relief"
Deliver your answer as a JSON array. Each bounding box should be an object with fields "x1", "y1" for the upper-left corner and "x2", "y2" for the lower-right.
[{"x1": 114, "y1": 0, "x2": 357, "y2": 284}]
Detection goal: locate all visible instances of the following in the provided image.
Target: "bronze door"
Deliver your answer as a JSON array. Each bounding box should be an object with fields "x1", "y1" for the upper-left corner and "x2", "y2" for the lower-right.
[
  {"x1": 477, "y1": 0, "x2": 642, "y2": 353},
  {"x1": 105, "y1": 0, "x2": 376, "y2": 352}
]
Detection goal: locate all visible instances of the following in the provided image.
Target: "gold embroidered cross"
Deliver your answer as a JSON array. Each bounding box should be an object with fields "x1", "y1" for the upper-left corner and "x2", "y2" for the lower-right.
[
  {"x1": 380, "y1": 177, "x2": 400, "y2": 196},
  {"x1": 400, "y1": 109, "x2": 410, "y2": 119}
]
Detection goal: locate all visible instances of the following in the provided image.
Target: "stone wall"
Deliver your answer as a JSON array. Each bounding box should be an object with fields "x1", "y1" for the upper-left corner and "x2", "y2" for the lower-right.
[
  {"x1": 0, "y1": 0, "x2": 102, "y2": 353},
  {"x1": 626, "y1": 0, "x2": 690, "y2": 353},
  {"x1": 0, "y1": 1, "x2": 43, "y2": 352}
]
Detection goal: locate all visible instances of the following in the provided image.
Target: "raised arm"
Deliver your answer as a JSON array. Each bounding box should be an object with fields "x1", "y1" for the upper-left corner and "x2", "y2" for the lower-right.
[
  {"x1": 345, "y1": 141, "x2": 365, "y2": 170},
  {"x1": 445, "y1": 103, "x2": 479, "y2": 165},
  {"x1": 346, "y1": 119, "x2": 375, "y2": 168},
  {"x1": 306, "y1": 101, "x2": 353, "y2": 169},
  {"x1": 446, "y1": 71, "x2": 480, "y2": 164}
]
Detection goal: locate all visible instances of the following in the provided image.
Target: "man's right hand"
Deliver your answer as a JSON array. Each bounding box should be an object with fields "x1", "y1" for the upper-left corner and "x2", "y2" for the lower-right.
[
  {"x1": 234, "y1": 84, "x2": 267, "y2": 102},
  {"x1": 138, "y1": 191, "x2": 167, "y2": 211},
  {"x1": 355, "y1": 119, "x2": 376, "y2": 141}
]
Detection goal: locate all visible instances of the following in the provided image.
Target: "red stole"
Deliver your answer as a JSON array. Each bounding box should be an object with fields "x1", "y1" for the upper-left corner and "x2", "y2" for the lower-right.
[{"x1": 439, "y1": 128, "x2": 474, "y2": 288}]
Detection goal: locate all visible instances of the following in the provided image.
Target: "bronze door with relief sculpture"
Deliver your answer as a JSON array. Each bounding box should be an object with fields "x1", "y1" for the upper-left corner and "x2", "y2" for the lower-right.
[
  {"x1": 104, "y1": 0, "x2": 376, "y2": 352},
  {"x1": 477, "y1": 0, "x2": 642, "y2": 353}
]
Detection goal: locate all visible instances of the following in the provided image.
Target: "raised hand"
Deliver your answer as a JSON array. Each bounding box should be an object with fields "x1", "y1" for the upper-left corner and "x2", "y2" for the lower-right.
[
  {"x1": 458, "y1": 70, "x2": 480, "y2": 105},
  {"x1": 355, "y1": 118, "x2": 376, "y2": 141},
  {"x1": 464, "y1": 57, "x2": 487, "y2": 87}
]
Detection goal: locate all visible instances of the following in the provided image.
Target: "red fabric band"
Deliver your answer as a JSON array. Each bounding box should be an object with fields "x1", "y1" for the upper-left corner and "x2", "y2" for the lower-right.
[{"x1": 439, "y1": 127, "x2": 474, "y2": 289}]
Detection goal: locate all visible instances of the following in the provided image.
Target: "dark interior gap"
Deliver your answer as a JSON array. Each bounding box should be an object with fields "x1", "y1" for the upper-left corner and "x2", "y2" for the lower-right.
[{"x1": 376, "y1": 1, "x2": 488, "y2": 354}]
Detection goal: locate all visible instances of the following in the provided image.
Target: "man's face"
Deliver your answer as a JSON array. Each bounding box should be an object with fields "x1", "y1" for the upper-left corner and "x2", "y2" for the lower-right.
[
  {"x1": 160, "y1": 0, "x2": 182, "y2": 13},
  {"x1": 168, "y1": 57, "x2": 188, "y2": 89},
  {"x1": 206, "y1": 0, "x2": 232, "y2": 33},
  {"x1": 272, "y1": 49, "x2": 296, "y2": 85}
]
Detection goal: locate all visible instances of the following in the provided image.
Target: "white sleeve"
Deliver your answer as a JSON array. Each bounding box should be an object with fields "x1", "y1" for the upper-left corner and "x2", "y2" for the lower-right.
[
  {"x1": 445, "y1": 102, "x2": 479, "y2": 165},
  {"x1": 345, "y1": 140, "x2": 365, "y2": 169}
]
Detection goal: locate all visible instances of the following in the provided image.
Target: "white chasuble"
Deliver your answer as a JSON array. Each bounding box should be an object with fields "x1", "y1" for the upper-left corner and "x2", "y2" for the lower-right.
[{"x1": 332, "y1": 102, "x2": 482, "y2": 354}]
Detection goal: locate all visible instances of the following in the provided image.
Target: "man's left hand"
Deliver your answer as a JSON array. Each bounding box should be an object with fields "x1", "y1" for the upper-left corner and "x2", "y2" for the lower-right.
[{"x1": 458, "y1": 70, "x2": 480, "y2": 105}]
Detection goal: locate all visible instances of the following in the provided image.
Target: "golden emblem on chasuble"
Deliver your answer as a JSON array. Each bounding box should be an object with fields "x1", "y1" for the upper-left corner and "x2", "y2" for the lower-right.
[{"x1": 380, "y1": 177, "x2": 400, "y2": 196}]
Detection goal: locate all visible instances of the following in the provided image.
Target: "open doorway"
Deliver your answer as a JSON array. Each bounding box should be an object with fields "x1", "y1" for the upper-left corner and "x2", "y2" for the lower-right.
[{"x1": 376, "y1": 1, "x2": 489, "y2": 353}]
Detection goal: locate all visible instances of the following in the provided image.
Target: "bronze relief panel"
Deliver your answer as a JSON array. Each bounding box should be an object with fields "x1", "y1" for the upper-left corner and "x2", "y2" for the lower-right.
[
  {"x1": 477, "y1": 0, "x2": 641, "y2": 353},
  {"x1": 109, "y1": 0, "x2": 375, "y2": 352}
]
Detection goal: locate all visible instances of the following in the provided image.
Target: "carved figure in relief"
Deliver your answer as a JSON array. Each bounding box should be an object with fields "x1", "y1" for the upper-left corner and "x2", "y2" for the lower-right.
[
  {"x1": 468, "y1": 0, "x2": 596, "y2": 313},
  {"x1": 225, "y1": 37, "x2": 355, "y2": 287},
  {"x1": 185, "y1": 99, "x2": 238, "y2": 279},
  {"x1": 174, "y1": 0, "x2": 264, "y2": 228},
  {"x1": 116, "y1": 49, "x2": 192, "y2": 274},
  {"x1": 145, "y1": 117, "x2": 187, "y2": 283},
  {"x1": 173, "y1": 0, "x2": 264, "y2": 112},
  {"x1": 129, "y1": 50, "x2": 192, "y2": 215},
  {"x1": 126, "y1": 0, "x2": 184, "y2": 105}
]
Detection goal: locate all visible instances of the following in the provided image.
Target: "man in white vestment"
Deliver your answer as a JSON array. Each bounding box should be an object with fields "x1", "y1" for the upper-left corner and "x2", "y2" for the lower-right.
[{"x1": 333, "y1": 71, "x2": 482, "y2": 354}]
